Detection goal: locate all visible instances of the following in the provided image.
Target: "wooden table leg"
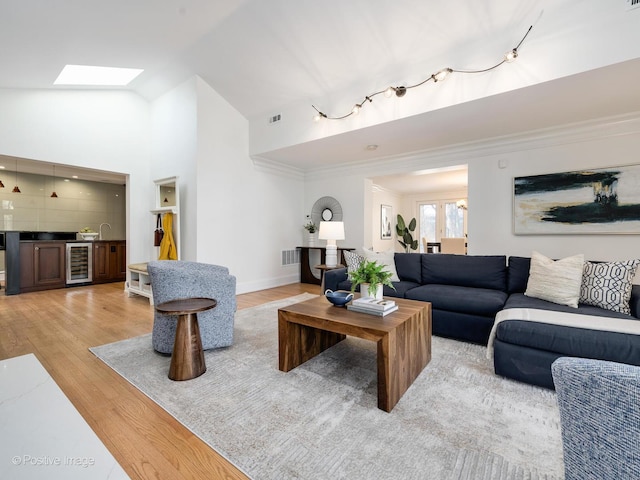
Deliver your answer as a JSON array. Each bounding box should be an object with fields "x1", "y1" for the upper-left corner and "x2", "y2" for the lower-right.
[
  {"x1": 376, "y1": 309, "x2": 431, "y2": 412},
  {"x1": 169, "y1": 312, "x2": 206, "y2": 381},
  {"x1": 278, "y1": 312, "x2": 345, "y2": 372}
]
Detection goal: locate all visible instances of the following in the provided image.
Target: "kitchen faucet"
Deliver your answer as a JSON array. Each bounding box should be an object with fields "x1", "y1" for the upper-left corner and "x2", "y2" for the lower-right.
[{"x1": 99, "y1": 223, "x2": 112, "y2": 240}]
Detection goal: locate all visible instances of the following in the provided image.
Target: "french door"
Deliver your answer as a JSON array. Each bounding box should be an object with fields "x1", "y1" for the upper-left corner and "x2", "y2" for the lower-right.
[{"x1": 418, "y1": 200, "x2": 466, "y2": 252}]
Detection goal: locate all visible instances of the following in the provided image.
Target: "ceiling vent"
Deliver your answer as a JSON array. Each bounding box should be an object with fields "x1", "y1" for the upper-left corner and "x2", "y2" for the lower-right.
[
  {"x1": 627, "y1": 0, "x2": 640, "y2": 9},
  {"x1": 268, "y1": 114, "x2": 282, "y2": 124}
]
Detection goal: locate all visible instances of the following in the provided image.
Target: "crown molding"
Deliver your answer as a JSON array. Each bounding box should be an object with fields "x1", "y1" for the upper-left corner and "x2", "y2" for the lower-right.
[
  {"x1": 251, "y1": 155, "x2": 305, "y2": 180},
  {"x1": 304, "y1": 112, "x2": 640, "y2": 181}
]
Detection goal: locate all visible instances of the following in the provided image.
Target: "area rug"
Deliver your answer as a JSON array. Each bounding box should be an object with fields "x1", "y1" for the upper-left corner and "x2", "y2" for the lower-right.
[{"x1": 91, "y1": 293, "x2": 564, "y2": 480}]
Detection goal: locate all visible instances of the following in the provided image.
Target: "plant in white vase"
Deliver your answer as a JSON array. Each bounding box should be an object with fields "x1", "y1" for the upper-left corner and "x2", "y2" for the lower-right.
[
  {"x1": 303, "y1": 216, "x2": 317, "y2": 246},
  {"x1": 349, "y1": 260, "x2": 396, "y2": 299}
]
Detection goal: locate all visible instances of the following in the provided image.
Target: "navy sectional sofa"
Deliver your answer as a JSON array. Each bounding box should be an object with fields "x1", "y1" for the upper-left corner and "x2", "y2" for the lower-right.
[
  {"x1": 323, "y1": 253, "x2": 640, "y2": 389},
  {"x1": 494, "y1": 256, "x2": 640, "y2": 388}
]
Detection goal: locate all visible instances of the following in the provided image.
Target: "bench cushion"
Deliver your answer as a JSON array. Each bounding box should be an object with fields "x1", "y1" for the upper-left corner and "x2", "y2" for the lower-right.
[
  {"x1": 496, "y1": 320, "x2": 640, "y2": 366},
  {"x1": 504, "y1": 293, "x2": 635, "y2": 320},
  {"x1": 406, "y1": 284, "x2": 507, "y2": 316}
]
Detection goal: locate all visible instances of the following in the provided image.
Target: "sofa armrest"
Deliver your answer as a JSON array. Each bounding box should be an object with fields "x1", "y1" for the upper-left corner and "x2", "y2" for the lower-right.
[
  {"x1": 630, "y1": 285, "x2": 640, "y2": 319},
  {"x1": 552, "y1": 357, "x2": 640, "y2": 479},
  {"x1": 324, "y1": 267, "x2": 348, "y2": 292}
]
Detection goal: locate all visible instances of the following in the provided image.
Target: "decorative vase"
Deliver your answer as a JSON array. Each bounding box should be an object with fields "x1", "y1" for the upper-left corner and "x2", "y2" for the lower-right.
[
  {"x1": 308, "y1": 232, "x2": 315, "y2": 247},
  {"x1": 360, "y1": 283, "x2": 383, "y2": 300}
]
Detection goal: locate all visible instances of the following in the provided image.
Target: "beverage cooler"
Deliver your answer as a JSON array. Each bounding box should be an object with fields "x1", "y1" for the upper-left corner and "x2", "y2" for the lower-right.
[{"x1": 66, "y1": 243, "x2": 93, "y2": 285}]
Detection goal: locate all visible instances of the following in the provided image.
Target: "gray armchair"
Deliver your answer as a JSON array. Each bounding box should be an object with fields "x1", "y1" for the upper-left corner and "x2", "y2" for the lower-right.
[
  {"x1": 147, "y1": 260, "x2": 236, "y2": 354},
  {"x1": 551, "y1": 357, "x2": 640, "y2": 480}
]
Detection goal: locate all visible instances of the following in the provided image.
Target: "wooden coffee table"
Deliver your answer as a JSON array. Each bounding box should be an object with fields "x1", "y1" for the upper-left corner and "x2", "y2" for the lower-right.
[{"x1": 278, "y1": 295, "x2": 431, "y2": 412}]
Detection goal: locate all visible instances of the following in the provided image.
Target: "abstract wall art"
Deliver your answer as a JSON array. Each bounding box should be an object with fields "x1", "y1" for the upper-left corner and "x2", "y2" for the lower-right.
[{"x1": 513, "y1": 164, "x2": 640, "y2": 234}]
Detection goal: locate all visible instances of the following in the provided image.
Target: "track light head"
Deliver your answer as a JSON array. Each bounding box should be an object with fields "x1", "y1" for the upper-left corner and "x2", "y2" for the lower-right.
[
  {"x1": 505, "y1": 49, "x2": 518, "y2": 62},
  {"x1": 432, "y1": 68, "x2": 452, "y2": 82},
  {"x1": 395, "y1": 86, "x2": 407, "y2": 97}
]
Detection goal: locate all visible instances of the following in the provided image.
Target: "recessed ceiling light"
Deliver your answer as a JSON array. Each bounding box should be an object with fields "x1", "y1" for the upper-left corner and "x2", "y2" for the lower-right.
[
  {"x1": 54, "y1": 65, "x2": 143, "y2": 86},
  {"x1": 366, "y1": 144, "x2": 379, "y2": 151}
]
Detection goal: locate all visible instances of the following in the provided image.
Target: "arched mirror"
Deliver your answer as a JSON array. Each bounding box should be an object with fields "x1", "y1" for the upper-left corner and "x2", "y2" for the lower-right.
[
  {"x1": 321, "y1": 208, "x2": 334, "y2": 221},
  {"x1": 311, "y1": 196, "x2": 343, "y2": 226}
]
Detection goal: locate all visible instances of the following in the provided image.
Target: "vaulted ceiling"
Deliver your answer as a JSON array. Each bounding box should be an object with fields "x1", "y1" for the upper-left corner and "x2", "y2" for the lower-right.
[{"x1": 2, "y1": 1, "x2": 640, "y2": 183}]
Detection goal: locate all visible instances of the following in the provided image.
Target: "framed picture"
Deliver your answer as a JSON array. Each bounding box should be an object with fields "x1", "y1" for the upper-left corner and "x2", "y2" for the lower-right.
[
  {"x1": 513, "y1": 164, "x2": 640, "y2": 234},
  {"x1": 381, "y1": 205, "x2": 393, "y2": 239}
]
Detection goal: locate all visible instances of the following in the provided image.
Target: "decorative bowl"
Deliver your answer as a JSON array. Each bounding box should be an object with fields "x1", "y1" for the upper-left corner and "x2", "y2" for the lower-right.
[
  {"x1": 324, "y1": 289, "x2": 353, "y2": 307},
  {"x1": 79, "y1": 232, "x2": 99, "y2": 241}
]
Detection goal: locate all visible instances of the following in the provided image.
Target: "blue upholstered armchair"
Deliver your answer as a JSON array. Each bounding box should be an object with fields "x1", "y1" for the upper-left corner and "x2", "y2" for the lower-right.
[
  {"x1": 551, "y1": 357, "x2": 640, "y2": 480},
  {"x1": 147, "y1": 260, "x2": 237, "y2": 354}
]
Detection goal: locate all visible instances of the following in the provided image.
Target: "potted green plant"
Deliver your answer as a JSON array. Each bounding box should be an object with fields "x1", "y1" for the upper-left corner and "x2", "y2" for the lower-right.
[
  {"x1": 303, "y1": 216, "x2": 317, "y2": 246},
  {"x1": 349, "y1": 260, "x2": 396, "y2": 299},
  {"x1": 396, "y1": 214, "x2": 418, "y2": 252},
  {"x1": 303, "y1": 220, "x2": 317, "y2": 233}
]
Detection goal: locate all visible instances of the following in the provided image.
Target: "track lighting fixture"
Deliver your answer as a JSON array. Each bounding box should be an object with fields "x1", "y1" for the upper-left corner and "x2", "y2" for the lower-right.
[{"x1": 312, "y1": 24, "x2": 534, "y2": 121}]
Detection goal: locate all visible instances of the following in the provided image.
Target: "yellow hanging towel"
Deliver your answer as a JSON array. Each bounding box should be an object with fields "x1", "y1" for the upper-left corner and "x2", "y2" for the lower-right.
[{"x1": 158, "y1": 212, "x2": 178, "y2": 260}]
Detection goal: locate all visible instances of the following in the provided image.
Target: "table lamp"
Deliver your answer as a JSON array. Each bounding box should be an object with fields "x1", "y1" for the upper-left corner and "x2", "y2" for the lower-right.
[{"x1": 318, "y1": 221, "x2": 345, "y2": 267}]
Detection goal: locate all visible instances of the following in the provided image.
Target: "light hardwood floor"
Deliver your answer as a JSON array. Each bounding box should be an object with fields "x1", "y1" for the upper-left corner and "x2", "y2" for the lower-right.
[{"x1": 0, "y1": 281, "x2": 320, "y2": 480}]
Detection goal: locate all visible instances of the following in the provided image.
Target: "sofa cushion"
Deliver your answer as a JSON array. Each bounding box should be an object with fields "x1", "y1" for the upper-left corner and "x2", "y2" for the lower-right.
[
  {"x1": 524, "y1": 251, "x2": 584, "y2": 308},
  {"x1": 507, "y1": 256, "x2": 531, "y2": 294},
  {"x1": 393, "y1": 252, "x2": 422, "y2": 284},
  {"x1": 580, "y1": 259, "x2": 640, "y2": 315},
  {"x1": 495, "y1": 320, "x2": 640, "y2": 365},
  {"x1": 360, "y1": 247, "x2": 400, "y2": 282},
  {"x1": 405, "y1": 284, "x2": 508, "y2": 316},
  {"x1": 504, "y1": 293, "x2": 636, "y2": 320},
  {"x1": 422, "y1": 254, "x2": 507, "y2": 291}
]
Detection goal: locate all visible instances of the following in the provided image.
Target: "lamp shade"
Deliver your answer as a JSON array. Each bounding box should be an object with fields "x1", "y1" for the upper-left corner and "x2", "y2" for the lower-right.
[{"x1": 318, "y1": 221, "x2": 344, "y2": 241}]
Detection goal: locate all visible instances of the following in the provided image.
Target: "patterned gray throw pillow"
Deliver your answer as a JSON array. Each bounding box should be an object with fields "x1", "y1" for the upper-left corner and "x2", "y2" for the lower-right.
[
  {"x1": 344, "y1": 250, "x2": 365, "y2": 277},
  {"x1": 580, "y1": 259, "x2": 640, "y2": 314}
]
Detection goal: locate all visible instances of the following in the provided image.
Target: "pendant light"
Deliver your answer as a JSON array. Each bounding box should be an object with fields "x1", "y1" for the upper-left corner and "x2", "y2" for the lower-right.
[
  {"x1": 12, "y1": 158, "x2": 21, "y2": 193},
  {"x1": 50, "y1": 164, "x2": 58, "y2": 198}
]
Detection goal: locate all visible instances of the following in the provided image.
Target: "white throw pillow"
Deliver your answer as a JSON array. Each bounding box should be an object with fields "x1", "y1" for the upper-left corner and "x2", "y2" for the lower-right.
[
  {"x1": 360, "y1": 247, "x2": 400, "y2": 282},
  {"x1": 580, "y1": 260, "x2": 640, "y2": 314},
  {"x1": 525, "y1": 251, "x2": 584, "y2": 308}
]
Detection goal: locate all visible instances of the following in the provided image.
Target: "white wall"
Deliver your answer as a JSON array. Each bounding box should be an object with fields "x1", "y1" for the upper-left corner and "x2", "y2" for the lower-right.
[
  {"x1": 305, "y1": 174, "x2": 369, "y2": 253},
  {"x1": 0, "y1": 89, "x2": 152, "y2": 266},
  {"x1": 150, "y1": 77, "x2": 199, "y2": 261},
  {"x1": 468, "y1": 114, "x2": 640, "y2": 262},
  {"x1": 193, "y1": 78, "x2": 305, "y2": 293}
]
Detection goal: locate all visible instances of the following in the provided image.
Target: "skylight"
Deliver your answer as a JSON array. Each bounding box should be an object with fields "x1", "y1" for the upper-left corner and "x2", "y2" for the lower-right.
[{"x1": 54, "y1": 65, "x2": 143, "y2": 86}]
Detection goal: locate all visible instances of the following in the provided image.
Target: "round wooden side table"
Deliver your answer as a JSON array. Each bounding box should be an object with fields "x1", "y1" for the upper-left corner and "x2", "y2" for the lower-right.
[{"x1": 155, "y1": 297, "x2": 217, "y2": 381}]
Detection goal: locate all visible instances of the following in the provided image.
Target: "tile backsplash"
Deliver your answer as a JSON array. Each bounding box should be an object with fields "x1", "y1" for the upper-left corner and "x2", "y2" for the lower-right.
[{"x1": 0, "y1": 170, "x2": 126, "y2": 273}]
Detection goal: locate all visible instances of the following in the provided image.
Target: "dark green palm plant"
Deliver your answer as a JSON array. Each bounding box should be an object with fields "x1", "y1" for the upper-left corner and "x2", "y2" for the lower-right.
[{"x1": 396, "y1": 214, "x2": 418, "y2": 252}]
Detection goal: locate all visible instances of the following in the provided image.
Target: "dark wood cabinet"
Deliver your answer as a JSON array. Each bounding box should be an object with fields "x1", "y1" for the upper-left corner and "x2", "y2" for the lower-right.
[
  {"x1": 19, "y1": 241, "x2": 66, "y2": 293},
  {"x1": 297, "y1": 247, "x2": 354, "y2": 285},
  {"x1": 93, "y1": 241, "x2": 126, "y2": 283}
]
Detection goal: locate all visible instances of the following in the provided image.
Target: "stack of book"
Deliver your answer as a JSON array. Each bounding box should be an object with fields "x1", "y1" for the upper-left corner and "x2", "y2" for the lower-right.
[{"x1": 347, "y1": 297, "x2": 398, "y2": 316}]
